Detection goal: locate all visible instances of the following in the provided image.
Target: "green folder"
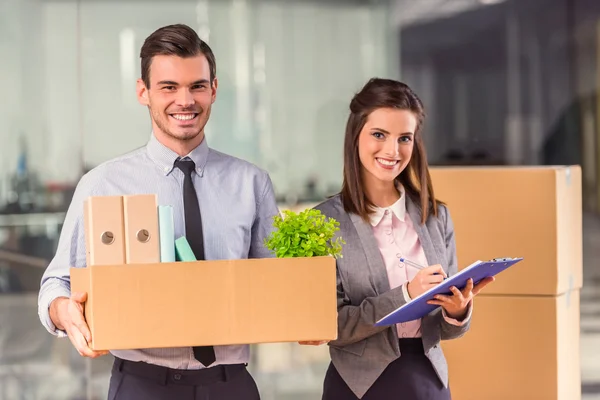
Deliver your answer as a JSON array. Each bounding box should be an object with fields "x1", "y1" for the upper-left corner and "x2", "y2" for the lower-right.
[{"x1": 175, "y1": 237, "x2": 197, "y2": 262}]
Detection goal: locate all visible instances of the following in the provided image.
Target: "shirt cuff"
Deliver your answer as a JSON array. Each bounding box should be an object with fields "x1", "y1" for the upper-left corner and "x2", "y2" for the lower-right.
[
  {"x1": 38, "y1": 280, "x2": 71, "y2": 338},
  {"x1": 441, "y1": 300, "x2": 473, "y2": 326},
  {"x1": 401, "y1": 282, "x2": 412, "y2": 303}
]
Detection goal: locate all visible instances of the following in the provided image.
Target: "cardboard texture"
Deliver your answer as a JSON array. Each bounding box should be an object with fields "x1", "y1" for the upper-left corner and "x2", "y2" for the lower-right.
[
  {"x1": 83, "y1": 196, "x2": 125, "y2": 266},
  {"x1": 429, "y1": 166, "x2": 582, "y2": 296},
  {"x1": 70, "y1": 256, "x2": 337, "y2": 351},
  {"x1": 442, "y1": 291, "x2": 581, "y2": 400},
  {"x1": 122, "y1": 194, "x2": 161, "y2": 264}
]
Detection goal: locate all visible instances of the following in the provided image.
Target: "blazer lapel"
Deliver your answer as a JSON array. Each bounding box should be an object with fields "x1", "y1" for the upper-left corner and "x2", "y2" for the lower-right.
[{"x1": 349, "y1": 212, "x2": 391, "y2": 295}]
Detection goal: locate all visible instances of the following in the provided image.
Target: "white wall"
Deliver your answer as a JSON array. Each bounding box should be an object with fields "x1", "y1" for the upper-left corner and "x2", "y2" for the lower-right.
[
  {"x1": 0, "y1": 0, "x2": 65, "y2": 210},
  {"x1": 0, "y1": 0, "x2": 22, "y2": 186},
  {"x1": 43, "y1": 2, "x2": 82, "y2": 183}
]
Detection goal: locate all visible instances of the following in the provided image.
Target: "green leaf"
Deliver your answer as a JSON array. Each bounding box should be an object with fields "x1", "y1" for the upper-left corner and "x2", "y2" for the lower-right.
[{"x1": 263, "y1": 208, "x2": 344, "y2": 259}]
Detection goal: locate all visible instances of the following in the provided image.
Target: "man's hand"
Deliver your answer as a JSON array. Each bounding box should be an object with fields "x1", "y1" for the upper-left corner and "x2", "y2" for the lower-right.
[
  {"x1": 407, "y1": 264, "x2": 447, "y2": 299},
  {"x1": 50, "y1": 292, "x2": 108, "y2": 358}
]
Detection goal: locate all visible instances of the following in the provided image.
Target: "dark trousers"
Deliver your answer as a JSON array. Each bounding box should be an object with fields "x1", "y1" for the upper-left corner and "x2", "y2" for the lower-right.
[
  {"x1": 322, "y1": 339, "x2": 451, "y2": 400},
  {"x1": 108, "y1": 357, "x2": 260, "y2": 400}
]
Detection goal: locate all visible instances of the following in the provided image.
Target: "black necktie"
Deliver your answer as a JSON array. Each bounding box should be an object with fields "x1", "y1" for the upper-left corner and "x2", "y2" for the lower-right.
[{"x1": 174, "y1": 158, "x2": 216, "y2": 367}]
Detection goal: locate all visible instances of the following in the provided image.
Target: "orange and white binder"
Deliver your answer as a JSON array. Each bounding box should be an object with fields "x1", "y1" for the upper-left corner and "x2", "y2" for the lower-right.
[
  {"x1": 122, "y1": 194, "x2": 160, "y2": 264},
  {"x1": 83, "y1": 196, "x2": 126, "y2": 266}
]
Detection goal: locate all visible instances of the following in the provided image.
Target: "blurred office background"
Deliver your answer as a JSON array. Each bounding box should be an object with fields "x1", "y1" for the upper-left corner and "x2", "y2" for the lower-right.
[{"x1": 1, "y1": 0, "x2": 599, "y2": 398}]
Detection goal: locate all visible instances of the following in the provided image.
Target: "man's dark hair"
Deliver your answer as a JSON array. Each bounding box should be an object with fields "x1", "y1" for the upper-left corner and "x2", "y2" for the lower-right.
[{"x1": 140, "y1": 24, "x2": 216, "y2": 88}]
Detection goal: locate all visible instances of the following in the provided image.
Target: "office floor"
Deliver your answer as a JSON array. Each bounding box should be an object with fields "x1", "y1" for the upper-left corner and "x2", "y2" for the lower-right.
[{"x1": 582, "y1": 212, "x2": 600, "y2": 399}]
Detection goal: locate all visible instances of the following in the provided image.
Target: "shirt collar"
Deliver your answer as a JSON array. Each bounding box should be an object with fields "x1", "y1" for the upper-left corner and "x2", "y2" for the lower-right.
[
  {"x1": 146, "y1": 133, "x2": 210, "y2": 176},
  {"x1": 369, "y1": 186, "x2": 407, "y2": 226}
]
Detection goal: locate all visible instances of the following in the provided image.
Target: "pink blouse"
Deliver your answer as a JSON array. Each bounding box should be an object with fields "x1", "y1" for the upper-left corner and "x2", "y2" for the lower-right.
[{"x1": 369, "y1": 188, "x2": 470, "y2": 338}]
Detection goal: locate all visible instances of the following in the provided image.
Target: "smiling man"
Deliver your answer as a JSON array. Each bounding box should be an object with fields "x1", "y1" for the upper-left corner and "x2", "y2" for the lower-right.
[
  {"x1": 137, "y1": 29, "x2": 217, "y2": 156},
  {"x1": 38, "y1": 24, "x2": 279, "y2": 400}
]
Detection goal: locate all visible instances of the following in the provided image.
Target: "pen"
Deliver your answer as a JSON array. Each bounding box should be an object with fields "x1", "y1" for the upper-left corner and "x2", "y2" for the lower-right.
[
  {"x1": 399, "y1": 257, "x2": 426, "y2": 270},
  {"x1": 399, "y1": 257, "x2": 447, "y2": 279}
]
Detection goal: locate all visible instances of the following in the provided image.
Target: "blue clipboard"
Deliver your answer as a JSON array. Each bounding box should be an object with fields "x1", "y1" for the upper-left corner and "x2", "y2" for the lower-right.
[{"x1": 375, "y1": 257, "x2": 524, "y2": 326}]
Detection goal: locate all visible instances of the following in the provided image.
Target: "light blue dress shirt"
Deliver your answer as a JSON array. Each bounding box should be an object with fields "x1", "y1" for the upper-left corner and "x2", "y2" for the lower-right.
[{"x1": 38, "y1": 134, "x2": 280, "y2": 369}]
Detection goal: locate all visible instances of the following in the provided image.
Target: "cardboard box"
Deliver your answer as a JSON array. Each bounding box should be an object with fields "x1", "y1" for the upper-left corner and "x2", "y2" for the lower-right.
[
  {"x1": 442, "y1": 291, "x2": 581, "y2": 400},
  {"x1": 71, "y1": 256, "x2": 337, "y2": 351},
  {"x1": 430, "y1": 166, "x2": 582, "y2": 296}
]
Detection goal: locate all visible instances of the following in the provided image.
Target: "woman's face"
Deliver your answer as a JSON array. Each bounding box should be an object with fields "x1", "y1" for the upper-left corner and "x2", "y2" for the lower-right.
[{"x1": 358, "y1": 107, "x2": 417, "y2": 186}]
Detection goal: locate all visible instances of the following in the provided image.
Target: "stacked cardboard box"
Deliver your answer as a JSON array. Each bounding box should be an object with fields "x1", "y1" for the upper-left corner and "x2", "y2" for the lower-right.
[{"x1": 430, "y1": 166, "x2": 582, "y2": 400}]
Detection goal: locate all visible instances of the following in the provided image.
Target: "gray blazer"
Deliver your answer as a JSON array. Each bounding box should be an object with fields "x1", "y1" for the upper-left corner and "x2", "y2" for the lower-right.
[{"x1": 314, "y1": 194, "x2": 470, "y2": 399}]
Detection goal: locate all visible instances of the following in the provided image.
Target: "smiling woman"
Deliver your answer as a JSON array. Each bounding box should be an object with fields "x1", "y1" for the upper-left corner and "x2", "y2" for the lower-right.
[{"x1": 313, "y1": 78, "x2": 494, "y2": 400}]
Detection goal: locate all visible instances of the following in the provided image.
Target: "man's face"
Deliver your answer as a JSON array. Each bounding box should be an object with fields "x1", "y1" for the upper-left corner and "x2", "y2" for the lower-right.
[{"x1": 137, "y1": 54, "x2": 217, "y2": 143}]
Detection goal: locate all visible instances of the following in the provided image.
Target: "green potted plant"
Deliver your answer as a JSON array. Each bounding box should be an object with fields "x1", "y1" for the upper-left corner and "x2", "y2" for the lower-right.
[{"x1": 264, "y1": 208, "x2": 344, "y2": 258}]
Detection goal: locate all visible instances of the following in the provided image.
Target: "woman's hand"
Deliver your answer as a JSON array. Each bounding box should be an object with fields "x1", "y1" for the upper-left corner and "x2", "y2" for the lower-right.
[
  {"x1": 427, "y1": 276, "x2": 495, "y2": 320},
  {"x1": 407, "y1": 264, "x2": 447, "y2": 299}
]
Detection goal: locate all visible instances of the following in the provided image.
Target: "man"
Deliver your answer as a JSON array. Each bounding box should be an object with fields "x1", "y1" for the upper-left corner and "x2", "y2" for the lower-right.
[{"x1": 38, "y1": 24, "x2": 279, "y2": 400}]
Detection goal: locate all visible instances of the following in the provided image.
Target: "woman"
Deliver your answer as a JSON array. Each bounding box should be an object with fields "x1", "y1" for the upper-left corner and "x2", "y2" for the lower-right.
[{"x1": 313, "y1": 78, "x2": 494, "y2": 399}]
